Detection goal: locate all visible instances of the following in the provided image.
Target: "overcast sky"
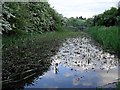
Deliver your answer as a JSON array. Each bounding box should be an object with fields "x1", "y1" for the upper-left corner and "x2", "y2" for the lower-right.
[{"x1": 48, "y1": 0, "x2": 119, "y2": 18}]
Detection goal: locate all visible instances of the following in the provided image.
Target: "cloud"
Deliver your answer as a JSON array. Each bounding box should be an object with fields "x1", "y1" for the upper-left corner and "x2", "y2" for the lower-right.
[
  {"x1": 48, "y1": 0, "x2": 118, "y2": 18},
  {"x1": 95, "y1": 67, "x2": 118, "y2": 86}
]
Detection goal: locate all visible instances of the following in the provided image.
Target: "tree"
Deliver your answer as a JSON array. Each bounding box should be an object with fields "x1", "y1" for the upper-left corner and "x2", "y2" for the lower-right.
[
  {"x1": 2, "y1": 2, "x2": 63, "y2": 35},
  {"x1": 91, "y1": 7, "x2": 118, "y2": 27}
]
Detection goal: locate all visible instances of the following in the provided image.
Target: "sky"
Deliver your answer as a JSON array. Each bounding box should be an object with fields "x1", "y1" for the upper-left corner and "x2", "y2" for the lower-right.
[{"x1": 48, "y1": 0, "x2": 119, "y2": 18}]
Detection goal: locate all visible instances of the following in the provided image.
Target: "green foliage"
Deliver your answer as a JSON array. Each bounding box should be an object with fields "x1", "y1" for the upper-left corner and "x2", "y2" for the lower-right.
[
  {"x1": 66, "y1": 17, "x2": 86, "y2": 26},
  {"x1": 86, "y1": 18, "x2": 94, "y2": 27},
  {"x1": 87, "y1": 7, "x2": 120, "y2": 27},
  {"x1": 86, "y1": 26, "x2": 119, "y2": 57},
  {"x1": 2, "y1": 2, "x2": 63, "y2": 35},
  {"x1": 3, "y1": 30, "x2": 81, "y2": 48},
  {"x1": 65, "y1": 17, "x2": 86, "y2": 30},
  {"x1": 2, "y1": 29, "x2": 82, "y2": 85}
]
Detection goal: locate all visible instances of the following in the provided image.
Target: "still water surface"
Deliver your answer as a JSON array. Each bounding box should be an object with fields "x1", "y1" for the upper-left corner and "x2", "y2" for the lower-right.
[{"x1": 24, "y1": 37, "x2": 118, "y2": 88}]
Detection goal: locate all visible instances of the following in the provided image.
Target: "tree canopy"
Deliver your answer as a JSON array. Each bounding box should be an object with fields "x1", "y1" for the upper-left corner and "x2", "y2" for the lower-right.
[
  {"x1": 87, "y1": 7, "x2": 120, "y2": 27},
  {"x1": 1, "y1": 2, "x2": 63, "y2": 35}
]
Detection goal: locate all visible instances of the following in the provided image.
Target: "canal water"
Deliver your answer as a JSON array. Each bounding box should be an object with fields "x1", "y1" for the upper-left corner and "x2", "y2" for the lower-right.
[{"x1": 24, "y1": 37, "x2": 119, "y2": 88}]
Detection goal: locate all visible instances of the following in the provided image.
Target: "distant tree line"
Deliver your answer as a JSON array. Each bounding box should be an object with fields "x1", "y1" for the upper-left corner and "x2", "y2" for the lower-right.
[
  {"x1": 86, "y1": 4, "x2": 120, "y2": 27},
  {"x1": 65, "y1": 16, "x2": 87, "y2": 30}
]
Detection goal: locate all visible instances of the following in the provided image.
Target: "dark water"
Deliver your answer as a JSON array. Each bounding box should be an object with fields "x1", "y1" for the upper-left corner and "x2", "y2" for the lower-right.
[
  {"x1": 3, "y1": 37, "x2": 119, "y2": 89},
  {"x1": 24, "y1": 63, "x2": 118, "y2": 88},
  {"x1": 24, "y1": 37, "x2": 118, "y2": 88}
]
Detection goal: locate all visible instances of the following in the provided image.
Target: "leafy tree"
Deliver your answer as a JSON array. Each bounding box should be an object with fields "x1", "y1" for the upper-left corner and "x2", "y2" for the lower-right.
[
  {"x1": 1, "y1": 2, "x2": 63, "y2": 35},
  {"x1": 88, "y1": 7, "x2": 119, "y2": 27}
]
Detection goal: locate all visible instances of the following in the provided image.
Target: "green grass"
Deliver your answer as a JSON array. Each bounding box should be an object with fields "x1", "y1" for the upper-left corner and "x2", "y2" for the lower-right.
[
  {"x1": 86, "y1": 26, "x2": 119, "y2": 58},
  {"x1": 3, "y1": 29, "x2": 81, "y2": 48},
  {"x1": 2, "y1": 29, "x2": 82, "y2": 82},
  {"x1": 86, "y1": 26, "x2": 120, "y2": 88}
]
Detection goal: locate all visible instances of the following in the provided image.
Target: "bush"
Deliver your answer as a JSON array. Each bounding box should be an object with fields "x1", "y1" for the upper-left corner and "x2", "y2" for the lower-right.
[{"x1": 2, "y1": 2, "x2": 63, "y2": 35}]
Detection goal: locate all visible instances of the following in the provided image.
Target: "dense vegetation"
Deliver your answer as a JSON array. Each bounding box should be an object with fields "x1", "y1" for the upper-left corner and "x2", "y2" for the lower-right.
[
  {"x1": 86, "y1": 26, "x2": 119, "y2": 57},
  {"x1": 65, "y1": 16, "x2": 87, "y2": 30},
  {"x1": 1, "y1": 1, "x2": 120, "y2": 89},
  {"x1": 86, "y1": 4, "x2": 120, "y2": 88},
  {"x1": 2, "y1": 2, "x2": 82, "y2": 88},
  {"x1": 1, "y1": 2, "x2": 63, "y2": 35},
  {"x1": 86, "y1": 6, "x2": 120, "y2": 58},
  {"x1": 86, "y1": 7, "x2": 120, "y2": 27},
  {"x1": 61, "y1": 6, "x2": 120, "y2": 58},
  {"x1": 2, "y1": 30, "x2": 81, "y2": 89}
]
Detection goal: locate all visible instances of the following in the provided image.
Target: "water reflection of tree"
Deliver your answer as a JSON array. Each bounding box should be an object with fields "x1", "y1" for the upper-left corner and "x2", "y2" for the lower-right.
[
  {"x1": 52, "y1": 37, "x2": 118, "y2": 72},
  {"x1": 2, "y1": 39, "x2": 59, "y2": 90},
  {"x1": 55, "y1": 63, "x2": 59, "y2": 74},
  {"x1": 2, "y1": 58, "x2": 51, "y2": 90}
]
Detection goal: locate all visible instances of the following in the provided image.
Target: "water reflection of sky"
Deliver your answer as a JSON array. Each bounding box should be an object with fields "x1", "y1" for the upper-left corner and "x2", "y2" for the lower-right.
[
  {"x1": 25, "y1": 64, "x2": 118, "y2": 88},
  {"x1": 25, "y1": 37, "x2": 118, "y2": 88}
]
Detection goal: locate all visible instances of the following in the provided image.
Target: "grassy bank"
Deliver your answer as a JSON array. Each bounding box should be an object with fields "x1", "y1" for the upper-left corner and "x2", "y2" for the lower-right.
[
  {"x1": 86, "y1": 26, "x2": 119, "y2": 58},
  {"x1": 2, "y1": 30, "x2": 82, "y2": 84},
  {"x1": 3, "y1": 30, "x2": 81, "y2": 48}
]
